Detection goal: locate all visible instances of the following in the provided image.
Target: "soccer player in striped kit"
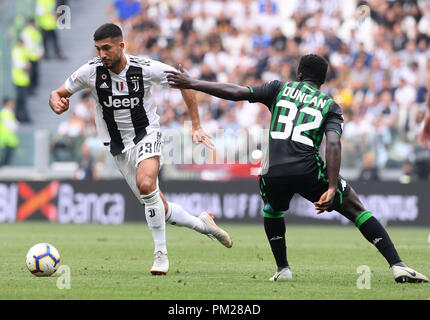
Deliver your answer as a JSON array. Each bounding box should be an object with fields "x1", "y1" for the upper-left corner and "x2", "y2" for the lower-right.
[{"x1": 49, "y1": 23, "x2": 232, "y2": 276}]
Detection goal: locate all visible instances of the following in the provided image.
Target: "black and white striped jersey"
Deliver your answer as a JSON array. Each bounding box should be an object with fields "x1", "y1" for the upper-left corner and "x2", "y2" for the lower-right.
[{"x1": 64, "y1": 54, "x2": 176, "y2": 155}]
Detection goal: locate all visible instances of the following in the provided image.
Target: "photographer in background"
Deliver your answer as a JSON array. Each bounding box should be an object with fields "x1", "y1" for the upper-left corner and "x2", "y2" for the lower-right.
[{"x1": 0, "y1": 98, "x2": 19, "y2": 166}]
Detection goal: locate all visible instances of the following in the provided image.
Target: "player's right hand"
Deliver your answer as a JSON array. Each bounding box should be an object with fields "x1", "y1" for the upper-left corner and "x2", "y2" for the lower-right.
[
  {"x1": 165, "y1": 64, "x2": 193, "y2": 89},
  {"x1": 192, "y1": 126, "x2": 215, "y2": 149},
  {"x1": 314, "y1": 188, "x2": 336, "y2": 214},
  {"x1": 53, "y1": 97, "x2": 70, "y2": 114}
]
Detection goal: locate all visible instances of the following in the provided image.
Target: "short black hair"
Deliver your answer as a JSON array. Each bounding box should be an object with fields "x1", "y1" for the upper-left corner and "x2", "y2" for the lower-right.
[
  {"x1": 93, "y1": 23, "x2": 123, "y2": 41},
  {"x1": 297, "y1": 54, "x2": 328, "y2": 85}
]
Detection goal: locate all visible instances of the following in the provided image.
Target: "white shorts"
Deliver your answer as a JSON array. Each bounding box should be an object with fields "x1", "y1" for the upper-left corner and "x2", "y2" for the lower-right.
[{"x1": 113, "y1": 130, "x2": 163, "y2": 203}]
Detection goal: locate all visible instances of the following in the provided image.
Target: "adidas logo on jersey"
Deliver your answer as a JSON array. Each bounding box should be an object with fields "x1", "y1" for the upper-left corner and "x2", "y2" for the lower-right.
[
  {"x1": 102, "y1": 96, "x2": 140, "y2": 109},
  {"x1": 99, "y1": 82, "x2": 109, "y2": 89}
]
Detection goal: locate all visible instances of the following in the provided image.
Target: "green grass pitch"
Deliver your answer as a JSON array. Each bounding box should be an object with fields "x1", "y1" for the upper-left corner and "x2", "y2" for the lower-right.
[{"x1": 0, "y1": 222, "x2": 429, "y2": 300}]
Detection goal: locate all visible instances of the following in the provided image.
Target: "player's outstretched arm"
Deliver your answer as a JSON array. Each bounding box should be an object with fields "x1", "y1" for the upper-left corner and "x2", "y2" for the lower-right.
[
  {"x1": 418, "y1": 82, "x2": 430, "y2": 149},
  {"x1": 49, "y1": 84, "x2": 72, "y2": 115},
  {"x1": 166, "y1": 65, "x2": 251, "y2": 101},
  {"x1": 314, "y1": 131, "x2": 341, "y2": 214}
]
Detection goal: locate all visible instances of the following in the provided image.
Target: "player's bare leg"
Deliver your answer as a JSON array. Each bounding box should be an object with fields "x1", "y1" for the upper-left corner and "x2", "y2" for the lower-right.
[{"x1": 137, "y1": 156, "x2": 168, "y2": 275}]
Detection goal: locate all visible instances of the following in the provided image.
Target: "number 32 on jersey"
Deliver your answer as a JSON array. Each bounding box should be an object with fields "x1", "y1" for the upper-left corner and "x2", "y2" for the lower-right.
[{"x1": 271, "y1": 100, "x2": 322, "y2": 147}]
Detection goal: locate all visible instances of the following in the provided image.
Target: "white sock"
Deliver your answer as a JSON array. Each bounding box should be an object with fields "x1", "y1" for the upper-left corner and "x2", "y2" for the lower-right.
[
  {"x1": 165, "y1": 202, "x2": 205, "y2": 233},
  {"x1": 140, "y1": 190, "x2": 167, "y2": 254}
]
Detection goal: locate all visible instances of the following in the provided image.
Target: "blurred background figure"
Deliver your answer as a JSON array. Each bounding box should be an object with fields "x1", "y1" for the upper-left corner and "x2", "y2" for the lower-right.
[
  {"x1": 409, "y1": 144, "x2": 430, "y2": 181},
  {"x1": 73, "y1": 142, "x2": 99, "y2": 180},
  {"x1": 36, "y1": 0, "x2": 65, "y2": 60},
  {"x1": 358, "y1": 152, "x2": 380, "y2": 181},
  {"x1": 0, "y1": 98, "x2": 19, "y2": 167},
  {"x1": 399, "y1": 161, "x2": 414, "y2": 184},
  {"x1": 109, "y1": 0, "x2": 142, "y2": 23},
  {"x1": 11, "y1": 39, "x2": 31, "y2": 123},
  {"x1": 72, "y1": 90, "x2": 96, "y2": 133},
  {"x1": 21, "y1": 18, "x2": 44, "y2": 95},
  {"x1": 50, "y1": 110, "x2": 85, "y2": 162}
]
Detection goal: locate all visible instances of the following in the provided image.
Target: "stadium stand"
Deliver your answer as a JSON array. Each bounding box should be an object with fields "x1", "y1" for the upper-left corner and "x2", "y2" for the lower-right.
[{"x1": 0, "y1": 0, "x2": 430, "y2": 182}]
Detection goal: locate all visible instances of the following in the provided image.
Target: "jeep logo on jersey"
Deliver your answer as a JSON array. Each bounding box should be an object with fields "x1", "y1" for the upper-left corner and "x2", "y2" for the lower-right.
[{"x1": 102, "y1": 96, "x2": 140, "y2": 109}]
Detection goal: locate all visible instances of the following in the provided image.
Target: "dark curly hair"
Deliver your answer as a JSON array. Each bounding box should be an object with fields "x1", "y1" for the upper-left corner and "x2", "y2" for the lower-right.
[{"x1": 297, "y1": 54, "x2": 328, "y2": 86}]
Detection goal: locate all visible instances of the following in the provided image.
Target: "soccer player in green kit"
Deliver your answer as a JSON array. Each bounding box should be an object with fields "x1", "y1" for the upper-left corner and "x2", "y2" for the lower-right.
[{"x1": 166, "y1": 54, "x2": 428, "y2": 283}]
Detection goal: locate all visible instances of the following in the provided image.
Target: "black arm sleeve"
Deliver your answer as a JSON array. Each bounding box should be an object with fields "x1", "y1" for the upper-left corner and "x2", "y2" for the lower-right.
[
  {"x1": 324, "y1": 102, "x2": 344, "y2": 135},
  {"x1": 247, "y1": 80, "x2": 284, "y2": 109}
]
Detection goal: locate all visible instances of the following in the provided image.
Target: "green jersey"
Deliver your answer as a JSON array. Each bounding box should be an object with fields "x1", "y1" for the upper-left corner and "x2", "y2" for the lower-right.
[{"x1": 248, "y1": 80, "x2": 344, "y2": 176}]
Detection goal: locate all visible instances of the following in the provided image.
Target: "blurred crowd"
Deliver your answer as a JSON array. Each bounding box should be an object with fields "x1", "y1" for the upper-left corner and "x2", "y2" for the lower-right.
[
  {"x1": 50, "y1": 89, "x2": 103, "y2": 180},
  {"x1": 47, "y1": 0, "x2": 430, "y2": 181}
]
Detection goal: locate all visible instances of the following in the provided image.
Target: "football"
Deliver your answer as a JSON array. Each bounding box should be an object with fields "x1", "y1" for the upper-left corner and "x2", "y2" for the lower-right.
[{"x1": 26, "y1": 243, "x2": 61, "y2": 277}]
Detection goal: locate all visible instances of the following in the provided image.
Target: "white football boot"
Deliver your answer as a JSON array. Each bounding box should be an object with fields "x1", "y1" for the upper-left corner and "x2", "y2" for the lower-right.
[
  {"x1": 391, "y1": 263, "x2": 429, "y2": 283},
  {"x1": 269, "y1": 267, "x2": 293, "y2": 282},
  {"x1": 150, "y1": 251, "x2": 169, "y2": 275},
  {"x1": 199, "y1": 212, "x2": 233, "y2": 248}
]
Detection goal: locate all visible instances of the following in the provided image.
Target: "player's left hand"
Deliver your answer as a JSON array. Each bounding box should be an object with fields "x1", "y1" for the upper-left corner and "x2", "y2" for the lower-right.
[
  {"x1": 314, "y1": 188, "x2": 336, "y2": 214},
  {"x1": 192, "y1": 126, "x2": 214, "y2": 150}
]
